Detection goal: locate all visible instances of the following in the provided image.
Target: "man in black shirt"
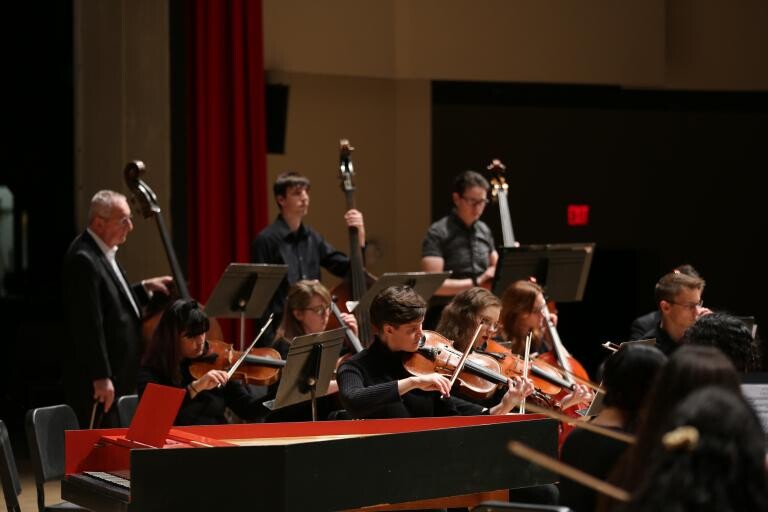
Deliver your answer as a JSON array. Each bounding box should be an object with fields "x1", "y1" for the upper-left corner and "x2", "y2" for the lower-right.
[
  {"x1": 251, "y1": 172, "x2": 365, "y2": 337},
  {"x1": 637, "y1": 271, "x2": 709, "y2": 355},
  {"x1": 337, "y1": 285, "x2": 532, "y2": 419},
  {"x1": 421, "y1": 170, "x2": 497, "y2": 328},
  {"x1": 421, "y1": 170, "x2": 497, "y2": 294}
]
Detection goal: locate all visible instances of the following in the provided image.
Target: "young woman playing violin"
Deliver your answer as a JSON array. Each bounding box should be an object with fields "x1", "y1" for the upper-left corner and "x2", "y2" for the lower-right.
[
  {"x1": 437, "y1": 287, "x2": 591, "y2": 411},
  {"x1": 271, "y1": 280, "x2": 358, "y2": 396},
  {"x1": 499, "y1": 280, "x2": 593, "y2": 409},
  {"x1": 137, "y1": 299, "x2": 268, "y2": 425},
  {"x1": 336, "y1": 285, "x2": 534, "y2": 419}
]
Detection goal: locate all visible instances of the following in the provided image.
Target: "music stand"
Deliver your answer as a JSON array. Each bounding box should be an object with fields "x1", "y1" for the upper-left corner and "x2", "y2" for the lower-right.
[
  {"x1": 352, "y1": 271, "x2": 451, "y2": 315},
  {"x1": 204, "y1": 263, "x2": 288, "y2": 350},
  {"x1": 492, "y1": 243, "x2": 595, "y2": 302},
  {"x1": 263, "y1": 328, "x2": 346, "y2": 421}
]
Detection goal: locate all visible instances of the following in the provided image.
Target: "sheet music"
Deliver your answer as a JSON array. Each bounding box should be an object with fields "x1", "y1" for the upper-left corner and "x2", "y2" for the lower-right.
[{"x1": 741, "y1": 383, "x2": 768, "y2": 434}]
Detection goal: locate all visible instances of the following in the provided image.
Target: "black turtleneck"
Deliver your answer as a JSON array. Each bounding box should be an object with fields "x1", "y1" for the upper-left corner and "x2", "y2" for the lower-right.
[{"x1": 336, "y1": 337, "x2": 485, "y2": 419}]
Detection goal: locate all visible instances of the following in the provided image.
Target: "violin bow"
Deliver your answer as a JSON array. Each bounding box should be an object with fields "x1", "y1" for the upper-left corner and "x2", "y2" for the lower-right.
[
  {"x1": 226, "y1": 314, "x2": 275, "y2": 380},
  {"x1": 532, "y1": 357, "x2": 604, "y2": 394},
  {"x1": 522, "y1": 401, "x2": 636, "y2": 444},
  {"x1": 444, "y1": 321, "x2": 485, "y2": 395},
  {"x1": 519, "y1": 329, "x2": 533, "y2": 414},
  {"x1": 508, "y1": 441, "x2": 631, "y2": 503}
]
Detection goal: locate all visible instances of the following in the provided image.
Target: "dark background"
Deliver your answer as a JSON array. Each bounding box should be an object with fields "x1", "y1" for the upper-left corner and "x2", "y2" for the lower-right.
[{"x1": 432, "y1": 81, "x2": 768, "y2": 375}]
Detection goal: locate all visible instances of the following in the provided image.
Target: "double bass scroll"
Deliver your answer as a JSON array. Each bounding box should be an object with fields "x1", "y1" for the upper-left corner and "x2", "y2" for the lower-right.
[
  {"x1": 123, "y1": 160, "x2": 224, "y2": 344},
  {"x1": 330, "y1": 140, "x2": 376, "y2": 348}
]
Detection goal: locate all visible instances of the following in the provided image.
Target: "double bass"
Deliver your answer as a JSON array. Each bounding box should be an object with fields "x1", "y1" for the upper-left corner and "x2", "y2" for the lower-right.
[
  {"x1": 124, "y1": 161, "x2": 223, "y2": 345},
  {"x1": 329, "y1": 140, "x2": 375, "y2": 348},
  {"x1": 485, "y1": 159, "x2": 590, "y2": 404}
]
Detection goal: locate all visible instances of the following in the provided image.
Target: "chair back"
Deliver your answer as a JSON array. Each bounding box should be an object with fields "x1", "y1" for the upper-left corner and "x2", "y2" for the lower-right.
[
  {"x1": 26, "y1": 404, "x2": 80, "y2": 511},
  {"x1": 116, "y1": 394, "x2": 139, "y2": 427},
  {"x1": 0, "y1": 420, "x2": 21, "y2": 512}
]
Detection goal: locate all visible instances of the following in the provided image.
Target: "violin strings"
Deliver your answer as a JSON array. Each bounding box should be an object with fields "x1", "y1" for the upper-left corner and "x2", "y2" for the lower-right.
[{"x1": 532, "y1": 357, "x2": 604, "y2": 393}]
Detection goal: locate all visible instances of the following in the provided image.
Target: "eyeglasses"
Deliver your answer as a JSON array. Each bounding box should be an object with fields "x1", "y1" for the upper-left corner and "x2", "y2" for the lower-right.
[
  {"x1": 480, "y1": 318, "x2": 500, "y2": 333},
  {"x1": 461, "y1": 196, "x2": 490, "y2": 207},
  {"x1": 303, "y1": 304, "x2": 331, "y2": 316},
  {"x1": 668, "y1": 300, "x2": 703, "y2": 311}
]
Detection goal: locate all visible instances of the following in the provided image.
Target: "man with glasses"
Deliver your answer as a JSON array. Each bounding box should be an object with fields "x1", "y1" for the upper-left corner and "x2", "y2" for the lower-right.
[
  {"x1": 636, "y1": 270, "x2": 710, "y2": 354},
  {"x1": 62, "y1": 190, "x2": 172, "y2": 427},
  {"x1": 421, "y1": 170, "x2": 498, "y2": 327}
]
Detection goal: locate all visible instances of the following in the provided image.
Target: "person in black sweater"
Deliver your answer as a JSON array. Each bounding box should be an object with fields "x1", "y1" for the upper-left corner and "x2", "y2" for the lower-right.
[
  {"x1": 337, "y1": 285, "x2": 533, "y2": 419},
  {"x1": 137, "y1": 299, "x2": 266, "y2": 425}
]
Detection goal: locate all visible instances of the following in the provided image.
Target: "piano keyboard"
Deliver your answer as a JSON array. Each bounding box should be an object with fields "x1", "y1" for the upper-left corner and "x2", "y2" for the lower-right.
[{"x1": 84, "y1": 471, "x2": 131, "y2": 489}]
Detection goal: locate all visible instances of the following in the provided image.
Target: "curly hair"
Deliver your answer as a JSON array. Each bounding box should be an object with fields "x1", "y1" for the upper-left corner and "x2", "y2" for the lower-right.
[
  {"x1": 626, "y1": 386, "x2": 768, "y2": 512},
  {"x1": 436, "y1": 287, "x2": 500, "y2": 351},
  {"x1": 682, "y1": 312, "x2": 761, "y2": 372}
]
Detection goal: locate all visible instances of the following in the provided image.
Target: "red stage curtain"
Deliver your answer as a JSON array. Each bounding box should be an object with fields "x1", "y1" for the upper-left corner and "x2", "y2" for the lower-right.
[{"x1": 186, "y1": 0, "x2": 268, "y2": 340}]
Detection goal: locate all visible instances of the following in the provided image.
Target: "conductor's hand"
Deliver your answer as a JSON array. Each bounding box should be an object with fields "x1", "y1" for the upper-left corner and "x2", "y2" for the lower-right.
[
  {"x1": 339, "y1": 312, "x2": 359, "y2": 336},
  {"x1": 93, "y1": 378, "x2": 115, "y2": 412},
  {"x1": 143, "y1": 275, "x2": 173, "y2": 295},
  {"x1": 193, "y1": 370, "x2": 230, "y2": 392},
  {"x1": 344, "y1": 209, "x2": 366, "y2": 248},
  {"x1": 400, "y1": 373, "x2": 452, "y2": 397}
]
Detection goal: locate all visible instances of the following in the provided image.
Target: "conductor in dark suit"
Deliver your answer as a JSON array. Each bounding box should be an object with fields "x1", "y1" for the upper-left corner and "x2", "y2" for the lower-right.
[{"x1": 62, "y1": 190, "x2": 172, "y2": 427}]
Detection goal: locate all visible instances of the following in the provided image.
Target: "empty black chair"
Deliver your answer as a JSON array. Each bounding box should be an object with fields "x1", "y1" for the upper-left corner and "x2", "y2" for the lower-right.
[
  {"x1": 116, "y1": 395, "x2": 138, "y2": 427},
  {"x1": 0, "y1": 420, "x2": 21, "y2": 512},
  {"x1": 25, "y1": 405, "x2": 89, "y2": 512},
  {"x1": 473, "y1": 502, "x2": 573, "y2": 512}
]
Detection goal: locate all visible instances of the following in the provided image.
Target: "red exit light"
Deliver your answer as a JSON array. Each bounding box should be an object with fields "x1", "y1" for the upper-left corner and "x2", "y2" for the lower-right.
[{"x1": 567, "y1": 204, "x2": 590, "y2": 226}]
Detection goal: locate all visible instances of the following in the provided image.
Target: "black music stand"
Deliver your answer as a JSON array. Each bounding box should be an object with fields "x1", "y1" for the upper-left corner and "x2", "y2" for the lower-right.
[
  {"x1": 262, "y1": 328, "x2": 346, "y2": 421},
  {"x1": 352, "y1": 271, "x2": 451, "y2": 316},
  {"x1": 204, "y1": 263, "x2": 288, "y2": 350},
  {"x1": 492, "y1": 243, "x2": 595, "y2": 302}
]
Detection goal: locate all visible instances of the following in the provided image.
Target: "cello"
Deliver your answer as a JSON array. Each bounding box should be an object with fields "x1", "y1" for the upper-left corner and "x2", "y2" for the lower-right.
[
  {"x1": 329, "y1": 139, "x2": 375, "y2": 348},
  {"x1": 123, "y1": 161, "x2": 224, "y2": 345}
]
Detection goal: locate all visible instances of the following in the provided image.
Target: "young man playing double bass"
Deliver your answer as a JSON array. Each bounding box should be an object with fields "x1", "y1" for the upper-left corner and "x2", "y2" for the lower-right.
[
  {"x1": 251, "y1": 172, "x2": 365, "y2": 340},
  {"x1": 336, "y1": 285, "x2": 533, "y2": 419}
]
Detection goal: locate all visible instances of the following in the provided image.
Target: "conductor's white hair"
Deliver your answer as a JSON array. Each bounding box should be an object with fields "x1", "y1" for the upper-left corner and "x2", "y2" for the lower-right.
[{"x1": 88, "y1": 190, "x2": 127, "y2": 223}]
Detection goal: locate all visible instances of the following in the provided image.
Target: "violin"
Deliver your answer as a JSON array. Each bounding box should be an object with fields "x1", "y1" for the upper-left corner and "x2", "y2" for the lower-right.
[
  {"x1": 480, "y1": 339, "x2": 568, "y2": 396},
  {"x1": 478, "y1": 338, "x2": 573, "y2": 409},
  {"x1": 402, "y1": 331, "x2": 509, "y2": 401},
  {"x1": 188, "y1": 339, "x2": 285, "y2": 386}
]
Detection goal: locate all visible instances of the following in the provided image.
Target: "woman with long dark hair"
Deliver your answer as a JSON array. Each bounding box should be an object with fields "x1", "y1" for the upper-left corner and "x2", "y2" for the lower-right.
[{"x1": 137, "y1": 299, "x2": 266, "y2": 425}]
